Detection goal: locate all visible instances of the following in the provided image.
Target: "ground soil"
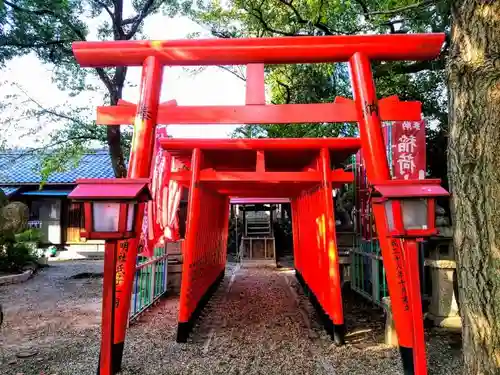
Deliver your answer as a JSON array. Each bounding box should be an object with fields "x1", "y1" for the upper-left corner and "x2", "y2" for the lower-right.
[{"x1": 0, "y1": 261, "x2": 462, "y2": 375}]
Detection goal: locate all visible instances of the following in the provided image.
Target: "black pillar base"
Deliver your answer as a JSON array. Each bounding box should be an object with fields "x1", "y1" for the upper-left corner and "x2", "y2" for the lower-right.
[
  {"x1": 176, "y1": 269, "x2": 225, "y2": 343},
  {"x1": 112, "y1": 342, "x2": 124, "y2": 374},
  {"x1": 96, "y1": 342, "x2": 125, "y2": 375},
  {"x1": 400, "y1": 346, "x2": 415, "y2": 375},
  {"x1": 295, "y1": 270, "x2": 345, "y2": 346}
]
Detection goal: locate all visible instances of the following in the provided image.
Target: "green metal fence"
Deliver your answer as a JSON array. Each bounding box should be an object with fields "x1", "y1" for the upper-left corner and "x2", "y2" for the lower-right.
[
  {"x1": 351, "y1": 238, "x2": 389, "y2": 307},
  {"x1": 129, "y1": 246, "x2": 169, "y2": 323},
  {"x1": 350, "y1": 125, "x2": 392, "y2": 306}
]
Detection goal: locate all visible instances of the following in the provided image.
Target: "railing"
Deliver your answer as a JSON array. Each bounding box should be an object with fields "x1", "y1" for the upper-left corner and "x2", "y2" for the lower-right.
[
  {"x1": 351, "y1": 238, "x2": 389, "y2": 307},
  {"x1": 129, "y1": 245, "x2": 168, "y2": 323}
]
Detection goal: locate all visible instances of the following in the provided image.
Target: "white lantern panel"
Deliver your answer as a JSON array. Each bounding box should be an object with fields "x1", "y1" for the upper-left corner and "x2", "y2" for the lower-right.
[
  {"x1": 402, "y1": 199, "x2": 428, "y2": 230},
  {"x1": 126, "y1": 203, "x2": 135, "y2": 232},
  {"x1": 383, "y1": 200, "x2": 395, "y2": 231},
  {"x1": 93, "y1": 202, "x2": 120, "y2": 232}
]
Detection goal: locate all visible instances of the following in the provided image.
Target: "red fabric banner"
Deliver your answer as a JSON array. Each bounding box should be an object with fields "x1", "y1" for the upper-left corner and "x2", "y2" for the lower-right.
[
  {"x1": 139, "y1": 126, "x2": 182, "y2": 257},
  {"x1": 391, "y1": 120, "x2": 426, "y2": 180}
]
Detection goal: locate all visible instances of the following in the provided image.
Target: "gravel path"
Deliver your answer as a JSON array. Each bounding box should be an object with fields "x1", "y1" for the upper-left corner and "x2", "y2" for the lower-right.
[
  {"x1": 0, "y1": 261, "x2": 104, "y2": 375},
  {"x1": 0, "y1": 262, "x2": 462, "y2": 375}
]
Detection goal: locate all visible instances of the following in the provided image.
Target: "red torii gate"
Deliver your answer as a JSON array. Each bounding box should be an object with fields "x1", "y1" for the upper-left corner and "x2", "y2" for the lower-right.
[
  {"x1": 71, "y1": 33, "x2": 446, "y2": 375},
  {"x1": 161, "y1": 137, "x2": 360, "y2": 344}
]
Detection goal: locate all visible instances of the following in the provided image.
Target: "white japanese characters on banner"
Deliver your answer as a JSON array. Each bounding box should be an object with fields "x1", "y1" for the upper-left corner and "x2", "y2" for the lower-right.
[
  {"x1": 391, "y1": 120, "x2": 426, "y2": 180},
  {"x1": 138, "y1": 125, "x2": 182, "y2": 257}
]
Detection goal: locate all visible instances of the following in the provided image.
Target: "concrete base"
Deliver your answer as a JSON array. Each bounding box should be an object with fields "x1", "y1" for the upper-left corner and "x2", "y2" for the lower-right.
[
  {"x1": 424, "y1": 259, "x2": 461, "y2": 329},
  {"x1": 382, "y1": 297, "x2": 399, "y2": 347},
  {"x1": 241, "y1": 259, "x2": 277, "y2": 268},
  {"x1": 427, "y1": 313, "x2": 462, "y2": 330}
]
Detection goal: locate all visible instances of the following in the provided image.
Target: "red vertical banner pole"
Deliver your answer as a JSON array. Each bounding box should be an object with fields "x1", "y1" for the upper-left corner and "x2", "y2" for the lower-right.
[
  {"x1": 404, "y1": 239, "x2": 427, "y2": 375},
  {"x1": 100, "y1": 241, "x2": 117, "y2": 375},
  {"x1": 349, "y1": 52, "x2": 416, "y2": 375},
  {"x1": 111, "y1": 56, "x2": 163, "y2": 373},
  {"x1": 320, "y1": 148, "x2": 345, "y2": 345},
  {"x1": 177, "y1": 147, "x2": 202, "y2": 342}
]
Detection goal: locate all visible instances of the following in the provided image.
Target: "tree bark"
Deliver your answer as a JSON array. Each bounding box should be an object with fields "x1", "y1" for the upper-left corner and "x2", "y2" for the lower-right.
[
  {"x1": 447, "y1": 1, "x2": 500, "y2": 374},
  {"x1": 102, "y1": 0, "x2": 128, "y2": 178},
  {"x1": 106, "y1": 69, "x2": 127, "y2": 178}
]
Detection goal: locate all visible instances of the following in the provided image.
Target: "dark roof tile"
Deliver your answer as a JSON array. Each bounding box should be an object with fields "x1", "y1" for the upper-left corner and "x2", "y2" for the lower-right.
[{"x1": 0, "y1": 150, "x2": 115, "y2": 184}]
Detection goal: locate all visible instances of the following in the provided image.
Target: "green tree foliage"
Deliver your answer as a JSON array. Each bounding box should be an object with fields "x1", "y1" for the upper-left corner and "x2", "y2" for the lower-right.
[
  {"x1": 188, "y1": 0, "x2": 450, "y2": 179},
  {"x1": 0, "y1": 0, "x2": 189, "y2": 177}
]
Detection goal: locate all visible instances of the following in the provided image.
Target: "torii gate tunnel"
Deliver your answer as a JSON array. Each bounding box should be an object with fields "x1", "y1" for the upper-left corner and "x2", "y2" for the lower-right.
[{"x1": 72, "y1": 33, "x2": 446, "y2": 375}]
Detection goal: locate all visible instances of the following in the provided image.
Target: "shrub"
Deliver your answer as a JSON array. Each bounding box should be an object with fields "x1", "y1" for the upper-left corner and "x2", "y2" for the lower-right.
[
  {"x1": 0, "y1": 229, "x2": 41, "y2": 273},
  {"x1": 15, "y1": 228, "x2": 43, "y2": 245},
  {"x1": 0, "y1": 243, "x2": 37, "y2": 273},
  {"x1": 0, "y1": 238, "x2": 36, "y2": 274}
]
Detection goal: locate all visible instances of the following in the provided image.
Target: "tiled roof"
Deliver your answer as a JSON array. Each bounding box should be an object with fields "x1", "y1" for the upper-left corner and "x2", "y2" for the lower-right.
[
  {"x1": 0, "y1": 150, "x2": 115, "y2": 185},
  {"x1": 0, "y1": 186, "x2": 20, "y2": 196}
]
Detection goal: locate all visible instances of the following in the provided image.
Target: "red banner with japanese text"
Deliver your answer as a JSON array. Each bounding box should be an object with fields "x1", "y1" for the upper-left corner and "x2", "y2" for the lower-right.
[
  {"x1": 138, "y1": 126, "x2": 182, "y2": 257},
  {"x1": 391, "y1": 120, "x2": 426, "y2": 180}
]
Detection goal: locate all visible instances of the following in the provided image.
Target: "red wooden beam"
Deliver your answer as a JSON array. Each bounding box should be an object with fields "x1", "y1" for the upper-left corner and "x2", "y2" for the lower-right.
[
  {"x1": 97, "y1": 102, "x2": 355, "y2": 125},
  {"x1": 96, "y1": 97, "x2": 421, "y2": 125},
  {"x1": 73, "y1": 33, "x2": 445, "y2": 67},
  {"x1": 256, "y1": 150, "x2": 265, "y2": 172},
  {"x1": 170, "y1": 171, "x2": 322, "y2": 182},
  {"x1": 230, "y1": 197, "x2": 290, "y2": 204},
  {"x1": 331, "y1": 169, "x2": 354, "y2": 183},
  {"x1": 160, "y1": 137, "x2": 361, "y2": 151},
  {"x1": 169, "y1": 170, "x2": 354, "y2": 183},
  {"x1": 246, "y1": 64, "x2": 265, "y2": 105}
]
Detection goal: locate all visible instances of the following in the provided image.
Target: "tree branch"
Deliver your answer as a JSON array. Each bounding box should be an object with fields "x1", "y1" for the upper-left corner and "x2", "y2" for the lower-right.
[
  {"x1": 0, "y1": 40, "x2": 70, "y2": 48},
  {"x1": 12, "y1": 83, "x2": 90, "y2": 127},
  {"x1": 112, "y1": 0, "x2": 126, "y2": 39},
  {"x1": 91, "y1": 0, "x2": 125, "y2": 39},
  {"x1": 276, "y1": 80, "x2": 291, "y2": 104},
  {"x1": 0, "y1": 134, "x2": 108, "y2": 169},
  {"x1": 276, "y1": 0, "x2": 333, "y2": 35},
  {"x1": 94, "y1": 68, "x2": 115, "y2": 102},
  {"x1": 91, "y1": 0, "x2": 114, "y2": 20},
  {"x1": 367, "y1": 0, "x2": 435, "y2": 16},
  {"x1": 218, "y1": 66, "x2": 246, "y2": 81},
  {"x1": 247, "y1": 5, "x2": 296, "y2": 36},
  {"x1": 3, "y1": 0, "x2": 86, "y2": 41},
  {"x1": 381, "y1": 18, "x2": 406, "y2": 33},
  {"x1": 125, "y1": 0, "x2": 156, "y2": 40},
  {"x1": 374, "y1": 54, "x2": 446, "y2": 78},
  {"x1": 354, "y1": 0, "x2": 370, "y2": 19},
  {"x1": 316, "y1": 0, "x2": 326, "y2": 24}
]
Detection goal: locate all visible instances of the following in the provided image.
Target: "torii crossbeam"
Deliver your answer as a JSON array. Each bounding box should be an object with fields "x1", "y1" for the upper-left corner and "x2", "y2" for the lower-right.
[{"x1": 71, "y1": 32, "x2": 446, "y2": 375}]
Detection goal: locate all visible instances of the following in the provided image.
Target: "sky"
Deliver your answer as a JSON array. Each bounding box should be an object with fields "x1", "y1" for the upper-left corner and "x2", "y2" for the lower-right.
[{"x1": 0, "y1": 13, "x2": 246, "y2": 148}]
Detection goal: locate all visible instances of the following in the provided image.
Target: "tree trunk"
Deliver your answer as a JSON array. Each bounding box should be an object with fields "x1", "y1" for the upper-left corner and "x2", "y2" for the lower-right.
[
  {"x1": 447, "y1": 1, "x2": 500, "y2": 373},
  {"x1": 104, "y1": 0, "x2": 128, "y2": 178},
  {"x1": 107, "y1": 78, "x2": 127, "y2": 178}
]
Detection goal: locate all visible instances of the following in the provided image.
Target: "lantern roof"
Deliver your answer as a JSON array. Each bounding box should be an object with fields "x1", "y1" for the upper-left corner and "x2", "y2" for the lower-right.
[
  {"x1": 68, "y1": 178, "x2": 151, "y2": 200},
  {"x1": 373, "y1": 179, "x2": 449, "y2": 198}
]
